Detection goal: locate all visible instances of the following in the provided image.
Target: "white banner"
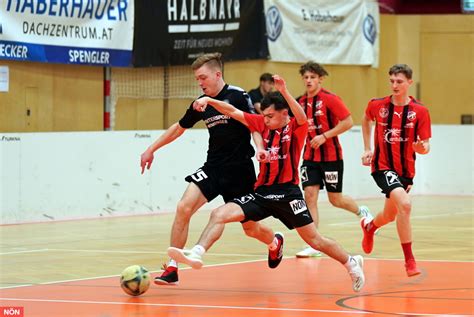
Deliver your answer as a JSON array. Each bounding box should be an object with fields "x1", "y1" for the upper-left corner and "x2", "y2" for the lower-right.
[
  {"x1": 264, "y1": 0, "x2": 379, "y2": 66},
  {"x1": 0, "y1": 0, "x2": 134, "y2": 66}
]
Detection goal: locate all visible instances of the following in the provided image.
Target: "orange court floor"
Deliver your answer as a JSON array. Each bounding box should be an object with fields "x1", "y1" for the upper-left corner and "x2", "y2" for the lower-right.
[
  {"x1": 0, "y1": 258, "x2": 473, "y2": 316},
  {"x1": 0, "y1": 195, "x2": 473, "y2": 316}
]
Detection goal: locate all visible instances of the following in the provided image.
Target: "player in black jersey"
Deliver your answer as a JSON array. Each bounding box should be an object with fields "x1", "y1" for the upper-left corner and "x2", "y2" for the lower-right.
[{"x1": 140, "y1": 53, "x2": 273, "y2": 285}]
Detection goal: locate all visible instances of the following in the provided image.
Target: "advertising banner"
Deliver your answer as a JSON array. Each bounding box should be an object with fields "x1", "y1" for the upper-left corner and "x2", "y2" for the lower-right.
[
  {"x1": 133, "y1": 0, "x2": 269, "y2": 66},
  {"x1": 0, "y1": 0, "x2": 134, "y2": 66},
  {"x1": 264, "y1": 0, "x2": 379, "y2": 66}
]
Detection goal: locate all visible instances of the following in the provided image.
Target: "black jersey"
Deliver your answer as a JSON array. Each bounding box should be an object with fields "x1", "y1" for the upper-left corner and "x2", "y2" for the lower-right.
[{"x1": 179, "y1": 84, "x2": 256, "y2": 167}]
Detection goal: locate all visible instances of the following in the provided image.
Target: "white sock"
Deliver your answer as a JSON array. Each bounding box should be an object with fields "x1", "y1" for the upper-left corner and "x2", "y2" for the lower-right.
[
  {"x1": 344, "y1": 256, "x2": 357, "y2": 271},
  {"x1": 268, "y1": 236, "x2": 278, "y2": 251},
  {"x1": 191, "y1": 244, "x2": 206, "y2": 256},
  {"x1": 168, "y1": 259, "x2": 178, "y2": 268}
]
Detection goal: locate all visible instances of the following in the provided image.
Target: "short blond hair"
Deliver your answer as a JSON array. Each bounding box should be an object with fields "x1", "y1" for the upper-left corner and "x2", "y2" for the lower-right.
[{"x1": 191, "y1": 52, "x2": 223, "y2": 71}]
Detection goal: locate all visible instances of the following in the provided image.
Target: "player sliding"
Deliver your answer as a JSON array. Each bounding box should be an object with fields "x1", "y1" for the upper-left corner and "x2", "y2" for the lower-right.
[{"x1": 168, "y1": 75, "x2": 366, "y2": 292}]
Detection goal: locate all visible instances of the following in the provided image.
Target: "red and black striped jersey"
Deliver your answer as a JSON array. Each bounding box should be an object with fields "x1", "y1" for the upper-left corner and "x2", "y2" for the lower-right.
[
  {"x1": 243, "y1": 113, "x2": 308, "y2": 188},
  {"x1": 298, "y1": 89, "x2": 351, "y2": 162},
  {"x1": 365, "y1": 96, "x2": 431, "y2": 178}
]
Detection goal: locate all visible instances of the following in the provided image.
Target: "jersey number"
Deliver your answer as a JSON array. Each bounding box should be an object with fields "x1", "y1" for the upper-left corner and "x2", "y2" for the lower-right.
[{"x1": 191, "y1": 169, "x2": 208, "y2": 182}]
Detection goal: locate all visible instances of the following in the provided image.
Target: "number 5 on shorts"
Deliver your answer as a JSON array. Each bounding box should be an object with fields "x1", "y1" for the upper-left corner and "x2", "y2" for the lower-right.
[{"x1": 191, "y1": 169, "x2": 208, "y2": 182}]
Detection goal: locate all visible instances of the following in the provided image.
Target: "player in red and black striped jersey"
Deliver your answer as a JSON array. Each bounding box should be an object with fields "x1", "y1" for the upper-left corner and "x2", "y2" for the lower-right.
[
  {"x1": 360, "y1": 64, "x2": 432, "y2": 277},
  {"x1": 140, "y1": 53, "x2": 273, "y2": 285},
  {"x1": 167, "y1": 75, "x2": 366, "y2": 293},
  {"x1": 295, "y1": 62, "x2": 373, "y2": 258}
]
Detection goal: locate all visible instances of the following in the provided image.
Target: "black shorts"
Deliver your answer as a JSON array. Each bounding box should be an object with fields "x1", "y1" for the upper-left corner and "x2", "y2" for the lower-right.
[
  {"x1": 185, "y1": 161, "x2": 256, "y2": 203},
  {"x1": 372, "y1": 170, "x2": 413, "y2": 198},
  {"x1": 233, "y1": 183, "x2": 313, "y2": 230},
  {"x1": 300, "y1": 160, "x2": 344, "y2": 192}
]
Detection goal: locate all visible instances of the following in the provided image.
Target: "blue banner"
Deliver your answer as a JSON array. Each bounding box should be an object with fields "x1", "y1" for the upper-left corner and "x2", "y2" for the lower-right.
[{"x1": 0, "y1": 0, "x2": 134, "y2": 66}]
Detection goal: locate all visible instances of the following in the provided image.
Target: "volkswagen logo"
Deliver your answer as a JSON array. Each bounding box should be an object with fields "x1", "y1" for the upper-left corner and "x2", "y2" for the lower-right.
[
  {"x1": 266, "y1": 6, "x2": 283, "y2": 42},
  {"x1": 363, "y1": 14, "x2": 376, "y2": 45}
]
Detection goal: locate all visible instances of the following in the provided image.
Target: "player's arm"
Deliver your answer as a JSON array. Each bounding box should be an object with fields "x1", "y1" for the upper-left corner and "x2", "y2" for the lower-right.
[
  {"x1": 193, "y1": 97, "x2": 248, "y2": 127},
  {"x1": 140, "y1": 122, "x2": 186, "y2": 174},
  {"x1": 251, "y1": 131, "x2": 270, "y2": 162},
  {"x1": 273, "y1": 75, "x2": 307, "y2": 125},
  {"x1": 324, "y1": 115, "x2": 353, "y2": 139},
  {"x1": 361, "y1": 114, "x2": 374, "y2": 166}
]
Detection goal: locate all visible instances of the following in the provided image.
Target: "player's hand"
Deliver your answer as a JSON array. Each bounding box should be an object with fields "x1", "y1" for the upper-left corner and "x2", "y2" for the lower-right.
[
  {"x1": 256, "y1": 149, "x2": 270, "y2": 162},
  {"x1": 412, "y1": 138, "x2": 429, "y2": 154},
  {"x1": 193, "y1": 97, "x2": 209, "y2": 112},
  {"x1": 361, "y1": 150, "x2": 373, "y2": 166},
  {"x1": 272, "y1": 74, "x2": 286, "y2": 92},
  {"x1": 310, "y1": 135, "x2": 326, "y2": 149},
  {"x1": 140, "y1": 150, "x2": 154, "y2": 174}
]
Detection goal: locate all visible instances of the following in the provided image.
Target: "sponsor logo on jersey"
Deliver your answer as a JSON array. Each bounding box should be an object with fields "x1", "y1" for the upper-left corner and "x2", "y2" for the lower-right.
[
  {"x1": 290, "y1": 199, "x2": 308, "y2": 215},
  {"x1": 324, "y1": 171, "x2": 338, "y2": 184},
  {"x1": 384, "y1": 128, "x2": 408, "y2": 144}
]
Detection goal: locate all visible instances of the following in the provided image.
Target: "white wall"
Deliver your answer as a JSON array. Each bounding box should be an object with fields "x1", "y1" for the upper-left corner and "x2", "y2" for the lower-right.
[{"x1": 1, "y1": 126, "x2": 472, "y2": 224}]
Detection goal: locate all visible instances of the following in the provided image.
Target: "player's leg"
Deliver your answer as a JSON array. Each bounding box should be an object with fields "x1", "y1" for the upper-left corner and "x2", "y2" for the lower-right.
[
  {"x1": 167, "y1": 202, "x2": 246, "y2": 269},
  {"x1": 296, "y1": 162, "x2": 323, "y2": 257},
  {"x1": 390, "y1": 189, "x2": 420, "y2": 276},
  {"x1": 170, "y1": 182, "x2": 208, "y2": 248},
  {"x1": 155, "y1": 182, "x2": 208, "y2": 285},
  {"x1": 241, "y1": 221, "x2": 274, "y2": 245},
  {"x1": 295, "y1": 223, "x2": 365, "y2": 292}
]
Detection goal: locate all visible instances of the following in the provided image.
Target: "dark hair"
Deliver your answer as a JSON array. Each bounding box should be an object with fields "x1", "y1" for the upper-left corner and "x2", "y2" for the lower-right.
[
  {"x1": 299, "y1": 61, "x2": 329, "y2": 77},
  {"x1": 191, "y1": 52, "x2": 223, "y2": 71},
  {"x1": 389, "y1": 64, "x2": 413, "y2": 79},
  {"x1": 260, "y1": 92, "x2": 288, "y2": 112},
  {"x1": 259, "y1": 73, "x2": 274, "y2": 82}
]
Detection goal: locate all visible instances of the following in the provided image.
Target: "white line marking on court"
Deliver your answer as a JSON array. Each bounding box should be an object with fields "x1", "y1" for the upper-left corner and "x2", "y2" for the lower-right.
[
  {"x1": 328, "y1": 211, "x2": 473, "y2": 226},
  {"x1": 0, "y1": 297, "x2": 470, "y2": 316},
  {"x1": 0, "y1": 248, "x2": 49, "y2": 255},
  {"x1": 0, "y1": 297, "x2": 366, "y2": 314},
  {"x1": 0, "y1": 258, "x2": 268, "y2": 289},
  {"x1": 44, "y1": 248, "x2": 262, "y2": 257}
]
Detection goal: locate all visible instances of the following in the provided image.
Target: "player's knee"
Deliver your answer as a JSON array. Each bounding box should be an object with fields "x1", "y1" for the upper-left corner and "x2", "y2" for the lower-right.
[
  {"x1": 328, "y1": 195, "x2": 342, "y2": 207},
  {"x1": 243, "y1": 226, "x2": 259, "y2": 238},
  {"x1": 399, "y1": 199, "x2": 412, "y2": 216},
  {"x1": 209, "y1": 207, "x2": 227, "y2": 224},
  {"x1": 176, "y1": 200, "x2": 194, "y2": 220}
]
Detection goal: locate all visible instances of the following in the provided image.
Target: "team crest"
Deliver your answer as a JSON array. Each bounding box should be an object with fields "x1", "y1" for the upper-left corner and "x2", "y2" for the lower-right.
[
  {"x1": 407, "y1": 111, "x2": 417, "y2": 121},
  {"x1": 379, "y1": 108, "x2": 389, "y2": 118}
]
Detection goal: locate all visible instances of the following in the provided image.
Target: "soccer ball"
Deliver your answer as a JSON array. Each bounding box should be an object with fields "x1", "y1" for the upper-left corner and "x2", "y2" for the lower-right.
[{"x1": 120, "y1": 265, "x2": 151, "y2": 296}]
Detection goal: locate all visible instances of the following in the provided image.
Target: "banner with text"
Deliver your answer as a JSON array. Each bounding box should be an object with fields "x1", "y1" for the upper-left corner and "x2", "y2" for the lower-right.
[
  {"x1": 133, "y1": 0, "x2": 269, "y2": 66},
  {"x1": 0, "y1": 0, "x2": 134, "y2": 66},
  {"x1": 264, "y1": 0, "x2": 379, "y2": 66}
]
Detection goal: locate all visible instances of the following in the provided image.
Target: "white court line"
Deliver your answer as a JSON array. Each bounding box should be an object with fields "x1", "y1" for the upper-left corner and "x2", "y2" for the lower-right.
[
  {"x1": 0, "y1": 258, "x2": 267, "y2": 289},
  {"x1": 0, "y1": 297, "x2": 470, "y2": 316},
  {"x1": 1, "y1": 257, "x2": 472, "y2": 290},
  {"x1": 46, "y1": 248, "x2": 262, "y2": 257},
  {"x1": 0, "y1": 297, "x2": 368, "y2": 314},
  {"x1": 0, "y1": 249, "x2": 49, "y2": 255},
  {"x1": 329, "y1": 211, "x2": 473, "y2": 227}
]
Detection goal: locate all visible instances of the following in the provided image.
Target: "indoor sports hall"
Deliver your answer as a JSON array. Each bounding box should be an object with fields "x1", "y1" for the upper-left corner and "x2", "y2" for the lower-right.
[{"x1": 1, "y1": 1, "x2": 473, "y2": 316}]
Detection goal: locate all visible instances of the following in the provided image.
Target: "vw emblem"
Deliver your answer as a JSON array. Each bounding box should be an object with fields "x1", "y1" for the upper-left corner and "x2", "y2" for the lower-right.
[
  {"x1": 363, "y1": 14, "x2": 376, "y2": 45},
  {"x1": 266, "y1": 6, "x2": 283, "y2": 42}
]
